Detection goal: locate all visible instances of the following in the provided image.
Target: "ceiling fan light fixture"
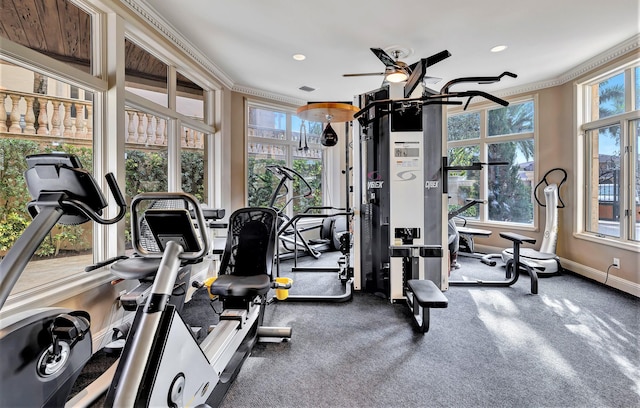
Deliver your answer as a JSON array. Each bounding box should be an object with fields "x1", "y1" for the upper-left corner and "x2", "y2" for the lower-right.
[{"x1": 386, "y1": 68, "x2": 409, "y2": 83}]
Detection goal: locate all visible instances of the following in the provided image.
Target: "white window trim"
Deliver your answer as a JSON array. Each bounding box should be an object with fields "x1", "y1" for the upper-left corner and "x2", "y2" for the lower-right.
[{"x1": 574, "y1": 54, "x2": 640, "y2": 251}]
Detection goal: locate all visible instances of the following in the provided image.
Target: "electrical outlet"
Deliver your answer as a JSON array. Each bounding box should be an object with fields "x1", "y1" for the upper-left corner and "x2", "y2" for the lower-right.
[{"x1": 612, "y1": 258, "x2": 620, "y2": 269}]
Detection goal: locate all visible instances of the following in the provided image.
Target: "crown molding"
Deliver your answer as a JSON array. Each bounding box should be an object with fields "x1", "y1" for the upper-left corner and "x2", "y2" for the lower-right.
[
  {"x1": 120, "y1": 0, "x2": 234, "y2": 89},
  {"x1": 120, "y1": 2, "x2": 639, "y2": 104},
  {"x1": 558, "y1": 33, "x2": 640, "y2": 83},
  {"x1": 231, "y1": 84, "x2": 307, "y2": 107},
  {"x1": 496, "y1": 34, "x2": 640, "y2": 98}
]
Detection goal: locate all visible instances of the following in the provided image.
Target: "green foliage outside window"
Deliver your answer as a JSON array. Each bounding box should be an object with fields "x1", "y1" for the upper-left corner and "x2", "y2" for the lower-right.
[
  {"x1": 487, "y1": 103, "x2": 534, "y2": 223},
  {"x1": 125, "y1": 149, "x2": 168, "y2": 195},
  {"x1": 0, "y1": 139, "x2": 93, "y2": 257},
  {"x1": 291, "y1": 159, "x2": 322, "y2": 213},
  {"x1": 0, "y1": 140, "x2": 205, "y2": 257},
  {"x1": 247, "y1": 156, "x2": 286, "y2": 208},
  {"x1": 247, "y1": 155, "x2": 323, "y2": 214},
  {"x1": 123, "y1": 149, "x2": 205, "y2": 246},
  {"x1": 447, "y1": 101, "x2": 535, "y2": 224},
  {"x1": 181, "y1": 150, "x2": 205, "y2": 202}
]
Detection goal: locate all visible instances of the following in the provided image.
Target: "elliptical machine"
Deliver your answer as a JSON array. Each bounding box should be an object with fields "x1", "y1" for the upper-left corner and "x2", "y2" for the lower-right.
[
  {"x1": 266, "y1": 164, "x2": 349, "y2": 259},
  {"x1": 0, "y1": 153, "x2": 126, "y2": 408},
  {"x1": 265, "y1": 164, "x2": 354, "y2": 302}
]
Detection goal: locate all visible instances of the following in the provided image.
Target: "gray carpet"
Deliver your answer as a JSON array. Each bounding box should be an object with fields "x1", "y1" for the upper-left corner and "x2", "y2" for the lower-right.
[{"x1": 219, "y1": 252, "x2": 640, "y2": 408}]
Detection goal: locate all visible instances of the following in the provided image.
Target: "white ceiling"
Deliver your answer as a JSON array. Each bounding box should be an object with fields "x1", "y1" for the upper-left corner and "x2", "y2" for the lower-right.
[{"x1": 143, "y1": 0, "x2": 639, "y2": 104}]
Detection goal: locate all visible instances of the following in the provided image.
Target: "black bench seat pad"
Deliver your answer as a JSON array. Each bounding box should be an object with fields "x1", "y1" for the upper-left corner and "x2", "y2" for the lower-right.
[{"x1": 407, "y1": 279, "x2": 448, "y2": 308}]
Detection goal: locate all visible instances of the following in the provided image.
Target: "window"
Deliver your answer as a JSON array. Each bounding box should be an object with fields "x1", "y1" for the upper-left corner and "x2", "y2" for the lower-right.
[
  {"x1": 176, "y1": 72, "x2": 205, "y2": 120},
  {"x1": 246, "y1": 103, "x2": 323, "y2": 215},
  {"x1": 447, "y1": 99, "x2": 536, "y2": 225},
  {"x1": 0, "y1": 0, "x2": 221, "y2": 312},
  {"x1": 125, "y1": 39, "x2": 168, "y2": 108},
  {"x1": 123, "y1": 36, "x2": 217, "y2": 248},
  {"x1": 0, "y1": 60, "x2": 97, "y2": 296},
  {"x1": 124, "y1": 107, "x2": 169, "y2": 195},
  {"x1": 0, "y1": 0, "x2": 93, "y2": 75},
  {"x1": 181, "y1": 125, "x2": 208, "y2": 202},
  {"x1": 580, "y1": 63, "x2": 640, "y2": 244}
]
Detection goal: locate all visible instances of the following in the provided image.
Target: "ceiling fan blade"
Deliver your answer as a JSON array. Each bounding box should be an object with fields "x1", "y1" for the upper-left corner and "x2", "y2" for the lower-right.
[
  {"x1": 423, "y1": 76, "x2": 442, "y2": 84},
  {"x1": 425, "y1": 50, "x2": 451, "y2": 68},
  {"x1": 370, "y1": 48, "x2": 396, "y2": 67},
  {"x1": 343, "y1": 72, "x2": 385, "y2": 77}
]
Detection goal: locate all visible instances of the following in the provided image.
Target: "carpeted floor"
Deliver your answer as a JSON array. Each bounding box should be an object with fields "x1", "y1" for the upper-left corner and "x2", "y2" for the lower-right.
[
  {"x1": 219, "y1": 253, "x2": 640, "y2": 408},
  {"x1": 70, "y1": 251, "x2": 640, "y2": 407}
]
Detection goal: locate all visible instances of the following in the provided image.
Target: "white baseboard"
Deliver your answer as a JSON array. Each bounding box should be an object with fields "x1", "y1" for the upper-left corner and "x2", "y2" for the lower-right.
[
  {"x1": 473, "y1": 244, "x2": 639, "y2": 298},
  {"x1": 559, "y1": 258, "x2": 640, "y2": 297}
]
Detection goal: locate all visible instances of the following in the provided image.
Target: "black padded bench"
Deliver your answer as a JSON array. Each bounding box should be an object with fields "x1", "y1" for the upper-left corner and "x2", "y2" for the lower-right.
[
  {"x1": 456, "y1": 226, "x2": 492, "y2": 256},
  {"x1": 406, "y1": 279, "x2": 448, "y2": 333}
]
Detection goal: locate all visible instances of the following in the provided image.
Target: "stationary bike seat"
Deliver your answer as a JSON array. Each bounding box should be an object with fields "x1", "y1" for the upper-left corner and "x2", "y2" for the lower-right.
[
  {"x1": 111, "y1": 257, "x2": 162, "y2": 280},
  {"x1": 209, "y1": 274, "x2": 271, "y2": 297}
]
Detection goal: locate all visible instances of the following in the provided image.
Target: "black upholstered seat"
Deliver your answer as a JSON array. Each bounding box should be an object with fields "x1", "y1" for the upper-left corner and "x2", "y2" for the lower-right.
[
  {"x1": 209, "y1": 274, "x2": 271, "y2": 297},
  {"x1": 209, "y1": 207, "x2": 278, "y2": 299}
]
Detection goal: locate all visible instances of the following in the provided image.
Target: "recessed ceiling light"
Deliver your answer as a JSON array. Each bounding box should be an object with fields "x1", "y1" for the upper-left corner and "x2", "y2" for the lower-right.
[
  {"x1": 293, "y1": 54, "x2": 306, "y2": 61},
  {"x1": 490, "y1": 45, "x2": 508, "y2": 53}
]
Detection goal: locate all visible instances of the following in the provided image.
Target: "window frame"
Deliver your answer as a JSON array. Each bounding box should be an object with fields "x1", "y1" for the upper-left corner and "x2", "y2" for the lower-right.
[
  {"x1": 0, "y1": 1, "x2": 224, "y2": 314},
  {"x1": 446, "y1": 95, "x2": 539, "y2": 230},
  {"x1": 576, "y1": 57, "x2": 640, "y2": 250},
  {"x1": 0, "y1": 13, "x2": 109, "y2": 313}
]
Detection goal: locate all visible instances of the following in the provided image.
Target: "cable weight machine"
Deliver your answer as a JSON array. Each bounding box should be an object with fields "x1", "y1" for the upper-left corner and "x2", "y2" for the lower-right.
[{"x1": 353, "y1": 50, "x2": 517, "y2": 330}]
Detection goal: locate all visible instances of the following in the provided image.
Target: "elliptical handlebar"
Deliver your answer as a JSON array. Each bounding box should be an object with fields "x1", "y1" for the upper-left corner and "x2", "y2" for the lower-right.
[
  {"x1": 266, "y1": 165, "x2": 314, "y2": 211},
  {"x1": 104, "y1": 173, "x2": 127, "y2": 221},
  {"x1": 266, "y1": 165, "x2": 313, "y2": 196}
]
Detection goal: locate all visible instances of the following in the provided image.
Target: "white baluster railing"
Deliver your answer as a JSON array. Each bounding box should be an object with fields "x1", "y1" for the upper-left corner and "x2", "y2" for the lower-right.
[{"x1": 1, "y1": 90, "x2": 204, "y2": 150}]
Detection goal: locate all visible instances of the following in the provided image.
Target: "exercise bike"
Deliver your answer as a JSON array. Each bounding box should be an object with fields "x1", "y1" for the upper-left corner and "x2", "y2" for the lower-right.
[
  {"x1": 103, "y1": 200, "x2": 292, "y2": 407},
  {"x1": 0, "y1": 153, "x2": 126, "y2": 408}
]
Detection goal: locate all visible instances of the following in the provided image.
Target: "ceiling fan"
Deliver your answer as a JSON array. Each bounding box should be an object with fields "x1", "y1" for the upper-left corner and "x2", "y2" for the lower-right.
[{"x1": 343, "y1": 47, "x2": 450, "y2": 85}]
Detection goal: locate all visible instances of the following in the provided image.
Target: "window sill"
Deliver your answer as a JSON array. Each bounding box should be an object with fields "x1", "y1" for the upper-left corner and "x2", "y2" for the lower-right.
[
  {"x1": 573, "y1": 232, "x2": 640, "y2": 253},
  {"x1": 457, "y1": 219, "x2": 537, "y2": 233},
  {"x1": 0, "y1": 268, "x2": 114, "y2": 321}
]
